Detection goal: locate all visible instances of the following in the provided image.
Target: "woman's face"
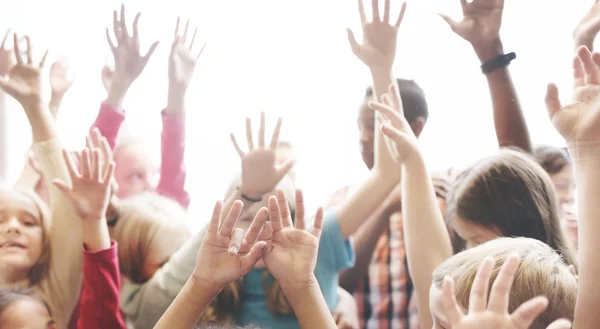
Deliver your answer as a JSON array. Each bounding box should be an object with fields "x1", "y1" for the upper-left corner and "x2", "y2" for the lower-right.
[
  {"x1": 0, "y1": 297, "x2": 55, "y2": 329},
  {"x1": 550, "y1": 165, "x2": 575, "y2": 208},
  {"x1": 451, "y1": 216, "x2": 502, "y2": 249},
  {"x1": 0, "y1": 190, "x2": 43, "y2": 281}
]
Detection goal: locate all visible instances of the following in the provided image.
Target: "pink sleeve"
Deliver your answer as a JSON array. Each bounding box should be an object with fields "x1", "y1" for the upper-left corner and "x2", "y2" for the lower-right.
[
  {"x1": 77, "y1": 241, "x2": 126, "y2": 329},
  {"x1": 90, "y1": 103, "x2": 126, "y2": 150},
  {"x1": 156, "y1": 110, "x2": 190, "y2": 209}
]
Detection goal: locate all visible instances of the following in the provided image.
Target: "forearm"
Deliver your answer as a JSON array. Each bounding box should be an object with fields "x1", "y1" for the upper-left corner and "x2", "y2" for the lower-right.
[
  {"x1": 575, "y1": 37, "x2": 595, "y2": 52},
  {"x1": 570, "y1": 145, "x2": 600, "y2": 329},
  {"x1": 401, "y1": 156, "x2": 453, "y2": 329},
  {"x1": 339, "y1": 206, "x2": 390, "y2": 292},
  {"x1": 104, "y1": 80, "x2": 129, "y2": 113},
  {"x1": 473, "y1": 40, "x2": 531, "y2": 152},
  {"x1": 48, "y1": 94, "x2": 63, "y2": 119},
  {"x1": 283, "y1": 278, "x2": 338, "y2": 329},
  {"x1": 82, "y1": 220, "x2": 112, "y2": 252},
  {"x1": 24, "y1": 102, "x2": 58, "y2": 144},
  {"x1": 154, "y1": 277, "x2": 220, "y2": 329},
  {"x1": 164, "y1": 88, "x2": 186, "y2": 116}
]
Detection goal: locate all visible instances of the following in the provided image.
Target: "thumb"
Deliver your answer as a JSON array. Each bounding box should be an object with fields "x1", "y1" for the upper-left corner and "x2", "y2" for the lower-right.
[
  {"x1": 545, "y1": 83, "x2": 562, "y2": 119},
  {"x1": 52, "y1": 179, "x2": 76, "y2": 203},
  {"x1": 380, "y1": 123, "x2": 412, "y2": 147},
  {"x1": 240, "y1": 241, "x2": 267, "y2": 275},
  {"x1": 276, "y1": 158, "x2": 296, "y2": 181},
  {"x1": 439, "y1": 14, "x2": 459, "y2": 32},
  {"x1": 0, "y1": 77, "x2": 17, "y2": 97},
  {"x1": 546, "y1": 319, "x2": 572, "y2": 329},
  {"x1": 346, "y1": 28, "x2": 361, "y2": 56}
]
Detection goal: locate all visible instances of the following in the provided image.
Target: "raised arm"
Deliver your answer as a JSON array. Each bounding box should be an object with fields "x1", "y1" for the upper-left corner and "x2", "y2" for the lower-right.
[
  {"x1": 156, "y1": 18, "x2": 205, "y2": 208},
  {"x1": 48, "y1": 60, "x2": 73, "y2": 119},
  {"x1": 545, "y1": 46, "x2": 600, "y2": 329},
  {"x1": 371, "y1": 83, "x2": 453, "y2": 329},
  {"x1": 441, "y1": 0, "x2": 531, "y2": 152},
  {"x1": 0, "y1": 34, "x2": 82, "y2": 329},
  {"x1": 0, "y1": 30, "x2": 15, "y2": 179},
  {"x1": 573, "y1": 0, "x2": 600, "y2": 52}
]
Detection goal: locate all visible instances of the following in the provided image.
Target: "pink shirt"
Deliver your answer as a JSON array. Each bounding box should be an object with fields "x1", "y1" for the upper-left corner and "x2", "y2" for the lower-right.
[{"x1": 91, "y1": 103, "x2": 190, "y2": 208}]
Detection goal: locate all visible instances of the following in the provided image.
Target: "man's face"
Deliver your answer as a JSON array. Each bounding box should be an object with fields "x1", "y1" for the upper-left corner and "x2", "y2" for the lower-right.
[{"x1": 358, "y1": 96, "x2": 375, "y2": 170}]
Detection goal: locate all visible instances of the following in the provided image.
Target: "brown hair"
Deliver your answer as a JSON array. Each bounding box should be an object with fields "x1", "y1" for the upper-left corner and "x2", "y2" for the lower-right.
[
  {"x1": 432, "y1": 237, "x2": 577, "y2": 329},
  {"x1": 365, "y1": 78, "x2": 428, "y2": 122},
  {"x1": 533, "y1": 145, "x2": 571, "y2": 175},
  {"x1": 446, "y1": 149, "x2": 577, "y2": 267},
  {"x1": 109, "y1": 191, "x2": 190, "y2": 283}
]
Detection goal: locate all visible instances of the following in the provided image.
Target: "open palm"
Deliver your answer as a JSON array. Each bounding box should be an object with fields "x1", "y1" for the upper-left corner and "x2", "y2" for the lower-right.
[
  {"x1": 546, "y1": 47, "x2": 600, "y2": 143},
  {"x1": 193, "y1": 200, "x2": 270, "y2": 287},
  {"x1": 169, "y1": 17, "x2": 205, "y2": 90},
  {"x1": 441, "y1": 0, "x2": 503, "y2": 45},
  {"x1": 262, "y1": 190, "x2": 324, "y2": 285},
  {"x1": 347, "y1": 0, "x2": 406, "y2": 70},
  {"x1": 49, "y1": 60, "x2": 74, "y2": 96}
]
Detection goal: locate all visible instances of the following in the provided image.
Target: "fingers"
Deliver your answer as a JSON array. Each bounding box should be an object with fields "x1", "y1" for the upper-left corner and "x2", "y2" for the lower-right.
[
  {"x1": 358, "y1": 0, "x2": 367, "y2": 24},
  {"x1": 220, "y1": 200, "x2": 243, "y2": 236},
  {"x1": 240, "y1": 240, "x2": 267, "y2": 274},
  {"x1": 102, "y1": 162, "x2": 116, "y2": 186},
  {"x1": 546, "y1": 319, "x2": 573, "y2": 329},
  {"x1": 230, "y1": 134, "x2": 245, "y2": 157},
  {"x1": 294, "y1": 190, "x2": 305, "y2": 230},
  {"x1": 439, "y1": 14, "x2": 458, "y2": 32},
  {"x1": 13, "y1": 34, "x2": 22, "y2": 65},
  {"x1": 388, "y1": 83, "x2": 403, "y2": 114},
  {"x1": 577, "y1": 46, "x2": 600, "y2": 85},
  {"x1": 372, "y1": 0, "x2": 380, "y2": 21},
  {"x1": 62, "y1": 149, "x2": 81, "y2": 179},
  {"x1": 369, "y1": 100, "x2": 402, "y2": 124},
  {"x1": 593, "y1": 52, "x2": 600, "y2": 69},
  {"x1": 1, "y1": 29, "x2": 9, "y2": 49},
  {"x1": 106, "y1": 28, "x2": 117, "y2": 51},
  {"x1": 258, "y1": 112, "x2": 266, "y2": 148},
  {"x1": 174, "y1": 17, "x2": 180, "y2": 37},
  {"x1": 310, "y1": 207, "x2": 324, "y2": 239},
  {"x1": 228, "y1": 228, "x2": 245, "y2": 254},
  {"x1": 468, "y1": 257, "x2": 495, "y2": 313},
  {"x1": 346, "y1": 29, "x2": 361, "y2": 56},
  {"x1": 488, "y1": 254, "x2": 521, "y2": 313},
  {"x1": 383, "y1": 0, "x2": 390, "y2": 22},
  {"x1": 245, "y1": 117, "x2": 255, "y2": 151},
  {"x1": 574, "y1": 56, "x2": 585, "y2": 88},
  {"x1": 25, "y1": 36, "x2": 32, "y2": 65},
  {"x1": 80, "y1": 148, "x2": 92, "y2": 178},
  {"x1": 545, "y1": 83, "x2": 563, "y2": 120},
  {"x1": 39, "y1": 50, "x2": 49, "y2": 68},
  {"x1": 276, "y1": 159, "x2": 295, "y2": 182},
  {"x1": 143, "y1": 41, "x2": 160, "y2": 62},
  {"x1": 182, "y1": 19, "x2": 190, "y2": 44},
  {"x1": 509, "y1": 296, "x2": 549, "y2": 329},
  {"x1": 258, "y1": 221, "x2": 273, "y2": 241},
  {"x1": 394, "y1": 2, "x2": 407, "y2": 29},
  {"x1": 132, "y1": 12, "x2": 141, "y2": 40},
  {"x1": 112, "y1": 10, "x2": 120, "y2": 41},
  {"x1": 196, "y1": 42, "x2": 207, "y2": 59},
  {"x1": 276, "y1": 189, "x2": 293, "y2": 227},
  {"x1": 269, "y1": 118, "x2": 283, "y2": 149},
  {"x1": 441, "y1": 277, "x2": 464, "y2": 325},
  {"x1": 268, "y1": 195, "x2": 283, "y2": 232},
  {"x1": 120, "y1": 4, "x2": 130, "y2": 39},
  {"x1": 91, "y1": 149, "x2": 102, "y2": 181},
  {"x1": 190, "y1": 28, "x2": 198, "y2": 50},
  {"x1": 52, "y1": 179, "x2": 75, "y2": 202},
  {"x1": 240, "y1": 207, "x2": 268, "y2": 250},
  {"x1": 207, "y1": 200, "x2": 223, "y2": 234}
]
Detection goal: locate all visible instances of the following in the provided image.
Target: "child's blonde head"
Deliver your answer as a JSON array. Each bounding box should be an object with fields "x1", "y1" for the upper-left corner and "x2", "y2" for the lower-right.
[{"x1": 432, "y1": 237, "x2": 577, "y2": 329}]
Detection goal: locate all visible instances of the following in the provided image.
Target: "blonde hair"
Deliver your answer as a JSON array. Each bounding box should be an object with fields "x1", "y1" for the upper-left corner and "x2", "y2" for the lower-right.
[
  {"x1": 0, "y1": 186, "x2": 51, "y2": 286},
  {"x1": 110, "y1": 191, "x2": 190, "y2": 283},
  {"x1": 200, "y1": 175, "x2": 296, "y2": 324},
  {"x1": 432, "y1": 237, "x2": 577, "y2": 329}
]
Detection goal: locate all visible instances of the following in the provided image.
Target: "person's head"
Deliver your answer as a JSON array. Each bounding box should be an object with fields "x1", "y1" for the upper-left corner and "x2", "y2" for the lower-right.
[
  {"x1": 0, "y1": 289, "x2": 54, "y2": 329},
  {"x1": 109, "y1": 191, "x2": 190, "y2": 283},
  {"x1": 430, "y1": 237, "x2": 577, "y2": 329},
  {"x1": 276, "y1": 141, "x2": 296, "y2": 183},
  {"x1": 446, "y1": 149, "x2": 576, "y2": 266},
  {"x1": 359, "y1": 78, "x2": 428, "y2": 169},
  {"x1": 113, "y1": 137, "x2": 160, "y2": 199},
  {"x1": 533, "y1": 145, "x2": 575, "y2": 209},
  {"x1": 0, "y1": 186, "x2": 51, "y2": 285}
]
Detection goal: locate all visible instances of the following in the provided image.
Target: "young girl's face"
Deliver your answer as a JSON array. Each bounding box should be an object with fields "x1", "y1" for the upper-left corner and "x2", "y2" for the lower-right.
[
  {"x1": 113, "y1": 142, "x2": 160, "y2": 199},
  {"x1": 0, "y1": 297, "x2": 55, "y2": 329},
  {"x1": 0, "y1": 190, "x2": 43, "y2": 280}
]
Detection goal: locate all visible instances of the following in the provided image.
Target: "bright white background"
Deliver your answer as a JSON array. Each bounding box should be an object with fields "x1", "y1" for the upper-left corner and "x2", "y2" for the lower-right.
[{"x1": 0, "y1": 0, "x2": 591, "y2": 230}]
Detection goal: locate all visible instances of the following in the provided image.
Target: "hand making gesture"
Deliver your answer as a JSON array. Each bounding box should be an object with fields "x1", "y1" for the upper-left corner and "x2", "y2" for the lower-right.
[
  {"x1": 261, "y1": 190, "x2": 324, "y2": 286},
  {"x1": 573, "y1": 0, "x2": 600, "y2": 51},
  {"x1": 440, "y1": 0, "x2": 504, "y2": 48},
  {"x1": 169, "y1": 17, "x2": 206, "y2": 91},
  {"x1": 440, "y1": 256, "x2": 572, "y2": 329},
  {"x1": 0, "y1": 34, "x2": 48, "y2": 108},
  {"x1": 105, "y1": 4, "x2": 158, "y2": 91},
  {"x1": 231, "y1": 112, "x2": 295, "y2": 201},
  {"x1": 347, "y1": 0, "x2": 407, "y2": 71},
  {"x1": 0, "y1": 29, "x2": 17, "y2": 78},
  {"x1": 49, "y1": 60, "x2": 74, "y2": 98},
  {"x1": 192, "y1": 200, "x2": 272, "y2": 288}
]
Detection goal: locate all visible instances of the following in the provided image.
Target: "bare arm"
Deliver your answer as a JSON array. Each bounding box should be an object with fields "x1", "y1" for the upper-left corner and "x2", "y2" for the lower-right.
[{"x1": 283, "y1": 279, "x2": 339, "y2": 329}]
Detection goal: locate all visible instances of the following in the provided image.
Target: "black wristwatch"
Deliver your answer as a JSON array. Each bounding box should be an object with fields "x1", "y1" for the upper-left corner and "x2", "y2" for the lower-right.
[{"x1": 481, "y1": 52, "x2": 516, "y2": 74}]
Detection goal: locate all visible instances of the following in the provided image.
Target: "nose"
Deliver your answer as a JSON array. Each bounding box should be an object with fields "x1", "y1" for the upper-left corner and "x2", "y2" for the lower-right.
[{"x1": 2, "y1": 217, "x2": 21, "y2": 235}]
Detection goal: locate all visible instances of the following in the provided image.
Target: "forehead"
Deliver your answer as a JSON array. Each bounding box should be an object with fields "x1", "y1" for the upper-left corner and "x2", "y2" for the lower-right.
[
  {"x1": 114, "y1": 142, "x2": 159, "y2": 169},
  {"x1": 0, "y1": 189, "x2": 41, "y2": 219},
  {"x1": 551, "y1": 165, "x2": 573, "y2": 180},
  {"x1": 452, "y1": 217, "x2": 498, "y2": 239}
]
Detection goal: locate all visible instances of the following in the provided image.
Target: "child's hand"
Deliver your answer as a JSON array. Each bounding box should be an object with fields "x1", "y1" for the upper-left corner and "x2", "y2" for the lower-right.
[
  {"x1": 369, "y1": 83, "x2": 420, "y2": 165},
  {"x1": 52, "y1": 141, "x2": 115, "y2": 221},
  {"x1": 231, "y1": 112, "x2": 295, "y2": 201},
  {"x1": 168, "y1": 17, "x2": 205, "y2": 91},
  {"x1": 261, "y1": 189, "x2": 324, "y2": 287},
  {"x1": 192, "y1": 200, "x2": 271, "y2": 289},
  {"x1": 441, "y1": 256, "x2": 572, "y2": 329}
]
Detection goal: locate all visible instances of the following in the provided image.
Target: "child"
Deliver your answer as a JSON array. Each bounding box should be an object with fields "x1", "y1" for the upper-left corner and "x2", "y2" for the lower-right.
[{"x1": 0, "y1": 289, "x2": 55, "y2": 329}]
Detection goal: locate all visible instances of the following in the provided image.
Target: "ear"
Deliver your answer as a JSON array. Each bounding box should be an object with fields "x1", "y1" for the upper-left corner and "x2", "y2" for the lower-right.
[{"x1": 409, "y1": 117, "x2": 426, "y2": 137}]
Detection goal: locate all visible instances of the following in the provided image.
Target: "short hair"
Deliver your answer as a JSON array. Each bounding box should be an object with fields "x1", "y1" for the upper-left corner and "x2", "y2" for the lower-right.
[
  {"x1": 432, "y1": 237, "x2": 577, "y2": 329},
  {"x1": 365, "y1": 78, "x2": 428, "y2": 123},
  {"x1": 533, "y1": 145, "x2": 571, "y2": 175}
]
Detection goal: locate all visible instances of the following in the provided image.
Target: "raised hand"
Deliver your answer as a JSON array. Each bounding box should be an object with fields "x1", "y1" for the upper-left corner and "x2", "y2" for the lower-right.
[
  {"x1": 169, "y1": 17, "x2": 206, "y2": 91},
  {"x1": 440, "y1": 0, "x2": 504, "y2": 47},
  {"x1": 231, "y1": 112, "x2": 295, "y2": 200},
  {"x1": 369, "y1": 83, "x2": 419, "y2": 164},
  {"x1": 52, "y1": 139, "x2": 115, "y2": 221},
  {"x1": 573, "y1": 0, "x2": 600, "y2": 50},
  {"x1": 192, "y1": 200, "x2": 270, "y2": 288},
  {"x1": 440, "y1": 256, "x2": 572, "y2": 329},
  {"x1": 105, "y1": 4, "x2": 159, "y2": 90},
  {"x1": 49, "y1": 60, "x2": 74, "y2": 97},
  {"x1": 545, "y1": 47, "x2": 600, "y2": 144},
  {"x1": 0, "y1": 30, "x2": 16, "y2": 77},
  {"x1": 347, "y1": 0, "x2": 407, "y2": 71},
  {"x1": 0, "y1": 34, "x2": 48, "y2": 108},
  {"x1": 261, "y1": 190, "x2": 324, "y2": 286}
]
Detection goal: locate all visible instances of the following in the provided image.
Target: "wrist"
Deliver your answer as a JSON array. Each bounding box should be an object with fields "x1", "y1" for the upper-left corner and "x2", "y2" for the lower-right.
[
  {"x1": 473, "y1": 39, "x2": 504, "y2": 63},
  {"x1": 238, "y1": 185, "x2": 263, "y2": 202},
  {"x1": 189, "y1": 274, "x2": 224, "y2": 296},
  {"x1": 166, "y1": 88, "x2": 186, "y2": 114},
  {"x1": 369, "y1": 66, "x2": 394, "y2": 81},
  {"x1": 567, "y1": 141, "x2": 600, "y2": 165},
  {"x1": 279, "y1": 275, "x2": 320, "y2": 302},
  {"x1": 82, "y1": 220, "x2": 111, "y2": 251}
]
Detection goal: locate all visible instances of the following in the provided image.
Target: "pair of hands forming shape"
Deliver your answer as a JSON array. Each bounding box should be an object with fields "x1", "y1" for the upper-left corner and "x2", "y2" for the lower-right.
[{"x1": 193, "y1": 189, "x2": 324, "y2": 291}]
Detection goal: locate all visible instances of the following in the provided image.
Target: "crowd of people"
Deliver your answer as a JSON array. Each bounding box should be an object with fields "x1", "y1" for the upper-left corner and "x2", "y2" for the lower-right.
[{"x1": 0, "y1": 0, "x2": 599, "y2": 328}]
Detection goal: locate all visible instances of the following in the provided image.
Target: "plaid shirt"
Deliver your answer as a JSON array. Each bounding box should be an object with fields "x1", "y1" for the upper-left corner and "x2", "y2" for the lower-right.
[{"x1": 325, "y1": 174, "x2": 449, "y2": 329}]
